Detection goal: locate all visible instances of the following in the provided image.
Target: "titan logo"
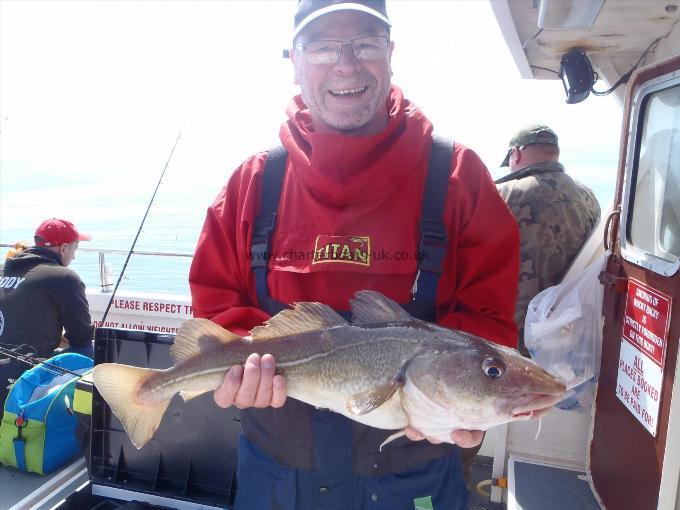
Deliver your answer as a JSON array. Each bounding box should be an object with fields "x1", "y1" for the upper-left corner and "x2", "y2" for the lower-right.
[{"x1": 313, "y1": 235, "x2": 370, "y2": 266}]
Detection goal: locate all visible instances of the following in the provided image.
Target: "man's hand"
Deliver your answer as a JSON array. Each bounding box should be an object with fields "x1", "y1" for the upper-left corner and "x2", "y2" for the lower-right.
[
  {"x1": 404, "y1": 426, "x2": 484, "y2": 448},
  {"x1": 214, "y1": 353, "x2": 287, "y2": 409}
]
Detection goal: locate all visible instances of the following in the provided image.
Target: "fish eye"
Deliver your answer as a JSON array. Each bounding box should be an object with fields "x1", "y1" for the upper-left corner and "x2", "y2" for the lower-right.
[{"x1": 482, "y1": 357, "x2": 505, "y2": 379}]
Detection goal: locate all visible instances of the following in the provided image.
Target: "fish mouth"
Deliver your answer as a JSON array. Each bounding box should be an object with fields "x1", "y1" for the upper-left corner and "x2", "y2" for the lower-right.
[
  {"x1": 512, "y1": 393, "x2": 565, "y2": 417},
  {"x1": 496, "y1": 392, "x2": 566, "y2": 419}
]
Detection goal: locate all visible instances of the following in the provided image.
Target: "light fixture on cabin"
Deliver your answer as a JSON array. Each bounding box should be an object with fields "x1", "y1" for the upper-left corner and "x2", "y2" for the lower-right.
[
  {"x1": 558, "y1": 48, "x2": 596, "y2": 104},
  {"x1": 537, "y1": 0, "x2": 605, "y2": 29}
]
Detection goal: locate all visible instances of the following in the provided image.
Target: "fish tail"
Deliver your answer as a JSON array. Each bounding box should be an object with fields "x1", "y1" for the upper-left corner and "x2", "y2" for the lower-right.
[{"x1": 92, "y1": 363, "x2": 170, "y2": 449}]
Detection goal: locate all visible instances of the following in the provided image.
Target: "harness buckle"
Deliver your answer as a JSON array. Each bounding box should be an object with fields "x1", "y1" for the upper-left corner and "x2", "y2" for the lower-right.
[
  {"x1": 254, "y1": 212, "x2": 277, "y2": 232},
  {"x1": 250, "y1": 242, "x2": 269, "y2": 269},
  {"x1": 251, "y1": 213, "x2": 278, "y2": 269},
  {"x1": 418, "y1": 219, "x2": 447, "y2": 274}
]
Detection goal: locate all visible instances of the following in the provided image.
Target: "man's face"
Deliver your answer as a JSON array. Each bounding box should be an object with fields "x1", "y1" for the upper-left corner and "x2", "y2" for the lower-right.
[
  {"x1": 291, "y1": 11, "x2": 394, "y2": 136},
  {"x1": 59, "y1": 241, "x2": 79, "y2": 267}
]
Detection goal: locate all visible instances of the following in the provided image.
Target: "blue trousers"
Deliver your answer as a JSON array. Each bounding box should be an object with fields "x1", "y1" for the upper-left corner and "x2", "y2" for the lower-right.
[{"x1": 235, "y1": 411, "x2": 468, "y2": 510}]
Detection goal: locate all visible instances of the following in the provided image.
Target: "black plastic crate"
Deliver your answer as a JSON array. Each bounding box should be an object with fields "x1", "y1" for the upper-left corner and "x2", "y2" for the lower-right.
[{"x1": 56, "y1": 327, "x2": 240, "y2": 510}]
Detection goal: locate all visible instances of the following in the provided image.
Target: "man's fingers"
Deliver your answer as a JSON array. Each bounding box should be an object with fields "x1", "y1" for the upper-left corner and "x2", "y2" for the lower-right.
[
  {"x1": 451, "y1": 429, "x2": 484, "y2": 448},
  {"x1": 271, "y1": 375, "x2": 287, "y2": 408},
  {"x1": 252, "y1": 354, "x2": 275, "y2": 407},
  {"x1": 214, "y1": 365, "x2": 243, "y2": 408},
  {"x1": 233, "y1": 353, "x2": 262, "y2": 408},
  {"x1": 404, "y1": 426, "x2": 425, "y2": 441},
  {"x1": 213, "y1": 353, "x2": 287, "y2": 409},
  {"x1": 405, "y1": 426, "x2": 479, "y2": 446}
]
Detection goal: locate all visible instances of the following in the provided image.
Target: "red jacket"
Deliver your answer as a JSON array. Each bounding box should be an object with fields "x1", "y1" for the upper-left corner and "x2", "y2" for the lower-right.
[{"x1": 189, "y1": 86, "x2": 519, "y2": 347}]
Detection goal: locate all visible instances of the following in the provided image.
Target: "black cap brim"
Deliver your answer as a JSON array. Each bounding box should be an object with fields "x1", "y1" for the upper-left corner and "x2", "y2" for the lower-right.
[{"x1": 500, "y1": 149, "x2": 511, "y2": 167}]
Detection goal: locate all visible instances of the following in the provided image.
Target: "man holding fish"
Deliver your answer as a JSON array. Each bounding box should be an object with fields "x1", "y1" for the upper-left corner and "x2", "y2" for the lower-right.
[
  {"x1": 95, "y1": 1, "x2": 565, "y2": 509},
  {"x1": 192, "y1": 0, "x2": 523, "y2": 508}
]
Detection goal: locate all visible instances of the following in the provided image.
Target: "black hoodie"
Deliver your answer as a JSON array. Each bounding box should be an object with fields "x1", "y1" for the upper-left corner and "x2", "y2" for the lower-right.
[{"x1": 0, "y1": 247, "x2": 93, "y2": 357}]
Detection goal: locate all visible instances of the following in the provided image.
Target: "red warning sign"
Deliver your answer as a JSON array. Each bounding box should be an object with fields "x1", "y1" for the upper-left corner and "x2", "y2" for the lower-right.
[{"x1": 621, "y1": 279, "x2": 671, "y2": 368}]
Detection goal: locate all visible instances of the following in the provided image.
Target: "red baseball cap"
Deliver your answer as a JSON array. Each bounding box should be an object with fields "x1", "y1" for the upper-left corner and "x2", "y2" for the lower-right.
[{"x1": 34, "y1": 218, "x2": 92, "y2": 247}]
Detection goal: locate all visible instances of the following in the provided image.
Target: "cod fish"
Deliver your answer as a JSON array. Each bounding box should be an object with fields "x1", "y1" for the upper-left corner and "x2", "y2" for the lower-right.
[{"x1": 93, "y1": 291, "x2": 565, "y2": 449}]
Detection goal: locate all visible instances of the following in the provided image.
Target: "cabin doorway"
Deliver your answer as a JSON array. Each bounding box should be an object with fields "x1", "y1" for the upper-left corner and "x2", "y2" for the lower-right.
[{"x1": 590, "y1": 55, "x2": 680, "y2": 510}]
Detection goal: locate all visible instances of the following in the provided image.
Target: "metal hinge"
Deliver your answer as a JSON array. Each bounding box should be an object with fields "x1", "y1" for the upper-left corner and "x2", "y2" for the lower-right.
[{"x1": 598, "y1": 271, "x2": 628, "y2": 292}]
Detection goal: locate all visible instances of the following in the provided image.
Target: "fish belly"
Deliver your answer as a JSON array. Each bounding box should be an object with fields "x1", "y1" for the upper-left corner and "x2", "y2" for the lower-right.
[
  {"x1": 287, "y1": 381, "x2": 409, "y2": 430},
  {"x1": 277, "y1": 333, "x2": 421, "y2": 430},
  {"x1": 400, "y1": 377, "x2": 465, "y2": 443}
]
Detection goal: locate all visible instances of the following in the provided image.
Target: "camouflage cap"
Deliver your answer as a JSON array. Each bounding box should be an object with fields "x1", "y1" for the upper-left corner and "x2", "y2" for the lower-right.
[{"x1": 500, "y1": 124, "x2": 559, "y2": 167}]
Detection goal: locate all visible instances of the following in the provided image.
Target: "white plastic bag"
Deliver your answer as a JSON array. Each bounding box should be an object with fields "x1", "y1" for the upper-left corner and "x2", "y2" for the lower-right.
[{"x1": 524, "y1": 251, "x2": 610, "y2": 411}]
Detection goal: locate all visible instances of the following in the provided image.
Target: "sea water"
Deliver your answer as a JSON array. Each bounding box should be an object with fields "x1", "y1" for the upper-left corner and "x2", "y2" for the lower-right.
[{"x1": 0, "y1": 162, "x2": 210, "y2": 296}]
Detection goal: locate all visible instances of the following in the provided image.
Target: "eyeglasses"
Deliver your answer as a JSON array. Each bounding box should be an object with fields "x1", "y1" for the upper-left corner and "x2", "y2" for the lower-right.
[{"x1": 294, "y1": 36, "x2": 390, "y2": 65}]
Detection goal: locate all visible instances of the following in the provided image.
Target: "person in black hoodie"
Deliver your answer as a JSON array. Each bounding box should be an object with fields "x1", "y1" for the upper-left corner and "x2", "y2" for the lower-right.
[{"x1": 0, "y1": 218, "x2": 94, "y2": 363}]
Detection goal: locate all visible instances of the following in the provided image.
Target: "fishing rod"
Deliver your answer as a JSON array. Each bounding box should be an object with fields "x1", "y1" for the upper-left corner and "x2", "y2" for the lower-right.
[
  {"x1": 101, "y1": 129, "x2": 183, "y2": 324},
  {"x1": 0, "y1": 345, "x2": 83, "y2": 378}
]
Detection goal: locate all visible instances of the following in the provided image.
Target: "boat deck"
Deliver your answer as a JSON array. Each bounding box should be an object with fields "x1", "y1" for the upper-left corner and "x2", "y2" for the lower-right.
[
  {"x1": 468, "y1": 455, "x2": 505, "y2": 510},
  {"x1": 0, "y1": 457, "x2": 88, "y2": 510},
  {"x1": 1, "y1": 454, "x2": 505, "y2": 509}
]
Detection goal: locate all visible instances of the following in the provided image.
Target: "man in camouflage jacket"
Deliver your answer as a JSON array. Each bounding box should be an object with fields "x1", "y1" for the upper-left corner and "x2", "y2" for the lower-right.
[{"x1": 496, "y1": 125, "x2": 600, "y2": 354}]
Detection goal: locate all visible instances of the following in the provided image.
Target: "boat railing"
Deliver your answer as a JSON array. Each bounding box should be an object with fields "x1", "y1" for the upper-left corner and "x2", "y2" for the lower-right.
[{"x1": 85, "y1": 248, "x2": 193, "y2": 292}]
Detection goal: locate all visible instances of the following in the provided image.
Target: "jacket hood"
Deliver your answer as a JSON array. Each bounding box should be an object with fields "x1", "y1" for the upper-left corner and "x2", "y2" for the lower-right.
[
  {"x1": 279, "y1": 84, "x2": 433, "y2": 204},
  {"x1": 4, "y1": 247, "x2": 62, "y2": 272}
]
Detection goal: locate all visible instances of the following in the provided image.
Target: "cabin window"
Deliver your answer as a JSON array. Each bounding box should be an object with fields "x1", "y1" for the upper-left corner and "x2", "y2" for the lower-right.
[{"x1": 629, "y1": 85, "x2": 680, "y2": 263}]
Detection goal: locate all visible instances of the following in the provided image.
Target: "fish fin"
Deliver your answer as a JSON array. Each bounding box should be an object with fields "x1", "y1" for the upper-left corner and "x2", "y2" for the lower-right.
[
  {"x1": 346, "y1": 380, "x2": 402, "y2": 416},
  {"x1": 171, "y1": 318, "x2": 242, "y2": 364},
  {"x1": 92, "y1": 363, "x2": 170, "y2": 449},
  {"x1": 534, "y1": 416, "x2": 543, "y2": 440},
  {"x1": 180, "y1": 390, "x2": 207, "y2": 401},
  {"x1": 379, "y1": 430, "x2": 406, "y2": 451},
  {"x1": 251, "y1": 302, "x2": 346, "y2": 341},
  {"x1": 349, "y1": 290, "x2": 413, "y2": 324}
]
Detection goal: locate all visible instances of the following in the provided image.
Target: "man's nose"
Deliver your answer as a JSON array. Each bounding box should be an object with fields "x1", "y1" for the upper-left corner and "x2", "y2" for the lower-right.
[{"x1": 335, "y1": 42, "x2": 362, "y2": 73}]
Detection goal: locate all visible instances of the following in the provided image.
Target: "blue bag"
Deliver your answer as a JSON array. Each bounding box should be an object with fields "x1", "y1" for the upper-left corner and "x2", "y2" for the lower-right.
[{"x1": 0, "y1": 352, "x2": 93, "y2": 474}]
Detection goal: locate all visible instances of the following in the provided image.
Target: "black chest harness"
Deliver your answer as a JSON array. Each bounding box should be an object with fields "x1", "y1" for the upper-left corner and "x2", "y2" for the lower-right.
[{"x1": 250, "y1": 136, "x2": 454, "y2": 322}]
